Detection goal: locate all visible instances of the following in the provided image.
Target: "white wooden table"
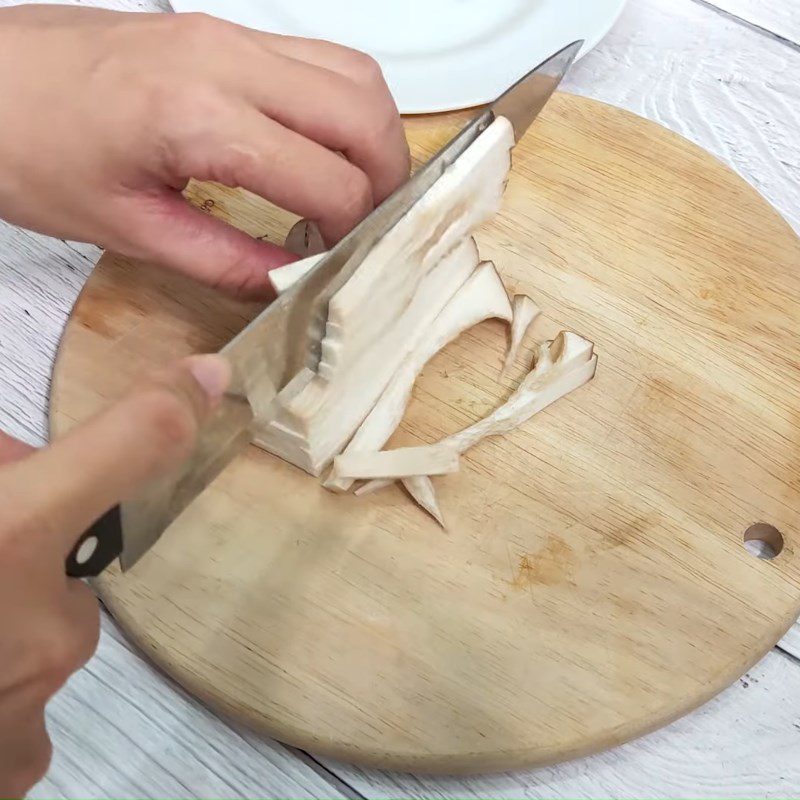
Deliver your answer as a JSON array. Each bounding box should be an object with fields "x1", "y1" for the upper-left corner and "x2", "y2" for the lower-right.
[{"x1": 1, "y1": 0, "x2": 799, "y2": 796}]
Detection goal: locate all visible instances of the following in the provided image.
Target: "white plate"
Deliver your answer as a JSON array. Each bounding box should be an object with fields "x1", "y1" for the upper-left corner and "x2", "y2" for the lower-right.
[{"x1": 169, "y1": 0, "x2": 627, "y2": 113}]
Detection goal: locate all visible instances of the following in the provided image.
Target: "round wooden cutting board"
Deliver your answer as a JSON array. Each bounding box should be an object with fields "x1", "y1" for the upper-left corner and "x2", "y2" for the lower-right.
[{"x1": 50, "y1": 93, "x2": 800, "y2": 774}]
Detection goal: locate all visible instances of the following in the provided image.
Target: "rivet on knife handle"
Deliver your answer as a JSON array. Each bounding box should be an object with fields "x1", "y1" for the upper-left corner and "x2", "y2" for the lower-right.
[{"x1": 65, "y1": 505, "x2": 123, "y2": 578}]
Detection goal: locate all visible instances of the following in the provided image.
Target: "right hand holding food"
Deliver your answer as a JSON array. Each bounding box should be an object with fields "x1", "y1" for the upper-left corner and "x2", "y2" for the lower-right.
[{"x1": 0, "y1": 5, "x2": 410, "y2": 300}]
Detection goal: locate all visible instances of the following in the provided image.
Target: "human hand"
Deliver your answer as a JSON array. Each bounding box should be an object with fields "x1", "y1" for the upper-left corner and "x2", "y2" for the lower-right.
[
  {"x1": 0, "y1": 5, "x2": 409, "y2": 299},
  {"x1": 0, "y1": 353, "x2": 230, "y2": 797}
]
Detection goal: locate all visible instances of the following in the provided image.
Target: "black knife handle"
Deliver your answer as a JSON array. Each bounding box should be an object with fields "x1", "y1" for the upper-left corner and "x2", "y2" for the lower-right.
[{"x1": 65, "y1": 505, "x2": 123, "y2": 578}]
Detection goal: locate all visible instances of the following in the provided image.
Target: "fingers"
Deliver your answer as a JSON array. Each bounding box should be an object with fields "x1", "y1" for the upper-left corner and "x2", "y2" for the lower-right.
[
  {"x1": 191, "y1": 17, "x2": 409, "y2": 204},
  {"x1": 7, "y1": 580, "x2": 100, "y2": 688},
  {"x1": 0, "y1": 431, "x2": 34, "y2": 466},
  {"x1": 163, "y1": 103, "x2": 377, "y2": 244},
  {"x1": 101, "y1": 15, "x2": 409, "y2": 290},
  {"x1": 152, "y1": 16, "x2": 409, "y2": 243},
  {"x1": 121, "y1": 188, "x2": 294, "y2": 301},
  {"x1": 0, "y1": 355, "x2": 230, "y2": 553},
  {"x1": 61, "y1": 580, "x2": 101, "y2": 673},
  {"x1": 182, "y1": 14, "x2": 390, "y2": 91},
  {"x1": 248, "y1": 30, "x2": 392, "y2": 88},
  {"x1": 241, "y1": 50, "x2": 409, "y2": 207}
]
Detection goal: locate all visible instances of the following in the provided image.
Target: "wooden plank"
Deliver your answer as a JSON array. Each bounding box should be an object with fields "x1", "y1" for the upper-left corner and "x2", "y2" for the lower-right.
[
  {"x1": 0, "y1": 223, "x2": 94, "y2": 444},
  {"x1": 561, "y1": 0, "x2": 800, "y2": 236},
  {"x1": 698, "y1": 0, "x2": 800, "y2": 45},
  {"x1": 319, "y1": 650, "x2": 800, "y2": 799},
  {"x1": 29, "y1": 615, "x2": 350, "y2": 800},
  {"x1": 778, "y1": 626, "x2": 800, "y2": 660}
]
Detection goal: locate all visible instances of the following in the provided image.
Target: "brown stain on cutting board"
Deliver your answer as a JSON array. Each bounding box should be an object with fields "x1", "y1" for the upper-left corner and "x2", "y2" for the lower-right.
[
  {"x1": 49, "y1": 93, "x2": 800, "y2": 774},
  {"x1": 510, "y1": 535, "x2": 575, "y2": 590}
]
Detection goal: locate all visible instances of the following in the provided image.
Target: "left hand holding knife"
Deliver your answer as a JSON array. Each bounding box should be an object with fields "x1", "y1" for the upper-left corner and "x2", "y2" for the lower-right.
[{"x1": 0, "y1": 354, "x2": 229, "y2": 797}]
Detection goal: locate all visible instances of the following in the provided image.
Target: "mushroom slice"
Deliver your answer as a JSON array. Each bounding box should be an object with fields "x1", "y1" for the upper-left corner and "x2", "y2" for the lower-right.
[
  {"x1": 354, "y1": 479, "x2": 392, "y2": 496},
  {"x1": 268, "y1": 253, "x2": 326, "y2": 296},
  {"x1": 402, "y1": 475, "x2": 445, "y2": 527},
  {"x1": 502, "y1": 294, "x2": 541, "y2": 375},
  {"x1": 354, "y1": 475, "x2": 444, "y2": 526},
  {"x1": 331, "y1": 445, "x2": 459, "y2": 481},
  {"x1": 358, "y1": 331, "x2": 597, "y2": 495},
  {"x1": 324, "y1": 259, "x2": 512, "y2": 492},
  {"x1": 254, "y1": 117, "x2": 515, "y2": 475},
  {"x1": 438, "y1": 331, "x2": 596, "y2": 452}
]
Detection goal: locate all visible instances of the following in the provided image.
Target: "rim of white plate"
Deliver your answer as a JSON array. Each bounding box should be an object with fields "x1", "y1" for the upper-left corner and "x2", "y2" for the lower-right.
[{"x1": 169, "y1": 0, "x2": 628, "y2": 113}]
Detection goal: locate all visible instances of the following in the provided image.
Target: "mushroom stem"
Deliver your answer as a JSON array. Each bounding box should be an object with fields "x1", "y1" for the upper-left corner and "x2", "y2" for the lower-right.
[
  {"x1": 402, "y1": 475, "x2": 445, "y2": 527},
  {"x1": 358, "y1": 331, "x2": 596, "y2": 495},
  {"x1": 502, "y1": 294, "x2": 541, "y2": 375},
  {"x1": 331, "y1": 445, "x2": 459, "y2": 481},
  {"x1": 323, "y1": 259, "x2": 512, "y2": 492},
  {"x1": 254, "y1": 118, "x2": 516, "y2": 475}
]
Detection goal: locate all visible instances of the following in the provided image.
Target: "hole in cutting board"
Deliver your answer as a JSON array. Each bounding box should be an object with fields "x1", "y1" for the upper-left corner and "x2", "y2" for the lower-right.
[{"x1": 743, "y1": 523, "x2": 784, "y2": 560}]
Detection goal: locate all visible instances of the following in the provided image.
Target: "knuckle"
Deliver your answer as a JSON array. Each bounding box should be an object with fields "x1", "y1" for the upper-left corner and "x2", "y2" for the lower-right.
[
  {"x1": 210, "y1": 263, "x2": 256, "y2": 299},
  {"x1": 342, "y1": 48, "x2": 386, "y2": 88},
  {"x1": 28, "y1": 593, "x2": 99, "y2": 687},
  {"x1": 131, "y1": 386, "x2": 198, "y2": 462},
  {"x1": 150, "y1": 83, "x2": 226, "y2": 177},
  {"x1": 173, "y1": 11, "x2": 224, "y2": 41}
]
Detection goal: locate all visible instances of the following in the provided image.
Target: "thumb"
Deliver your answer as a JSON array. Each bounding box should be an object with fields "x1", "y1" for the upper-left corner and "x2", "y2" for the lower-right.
[
  {"x1": 120, "y1": 189, "x2": 297, "y2": 301},
  {"x1": 0, "y1": 354, "x2": 230, "y2": 555}
]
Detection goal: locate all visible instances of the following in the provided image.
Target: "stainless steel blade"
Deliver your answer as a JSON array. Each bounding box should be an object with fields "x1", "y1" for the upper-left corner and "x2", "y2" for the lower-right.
[
  {"x1": 119, "y1": 392, "x2": 253, "y2": 570},
  {"x1": 117, "y1": 40, "x2": 582, "y2": 571},
  {"x1": 491, "y1": 40, "x2": 583, "y2": 141},
  {"x1": 295, "y1": 42, "x2": 582, "y2": 374}
]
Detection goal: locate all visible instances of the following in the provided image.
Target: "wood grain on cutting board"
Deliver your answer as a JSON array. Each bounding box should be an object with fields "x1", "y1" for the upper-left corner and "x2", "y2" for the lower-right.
[{"x1": 50, "y1": 93, "x2": 800, "y2": 774}]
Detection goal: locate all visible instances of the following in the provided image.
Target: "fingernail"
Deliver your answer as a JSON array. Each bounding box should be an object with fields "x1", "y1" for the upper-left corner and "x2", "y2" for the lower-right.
[{"x1": 187, "y1": 355, "x2": 231, "y2": 401}]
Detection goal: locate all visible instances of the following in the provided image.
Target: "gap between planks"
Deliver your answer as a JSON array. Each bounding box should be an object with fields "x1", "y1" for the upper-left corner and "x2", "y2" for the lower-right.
[
  {"x1": 689, "y1": 0, "x2": 800, "y2": 50},
  {"x1": 292, "y1": 750, "x2": 369, "y2": 800},
  {"x1": 98, "y1": 609, "x2": 364, "y2": 798}
]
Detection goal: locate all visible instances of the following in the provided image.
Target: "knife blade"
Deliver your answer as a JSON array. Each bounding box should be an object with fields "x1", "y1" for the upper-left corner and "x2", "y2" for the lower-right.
[{"x1": 64, "y1": 39, "x2": 583, "y2": 578}]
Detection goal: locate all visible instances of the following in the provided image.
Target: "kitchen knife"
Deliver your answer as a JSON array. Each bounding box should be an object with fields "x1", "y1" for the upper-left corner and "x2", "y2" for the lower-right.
[{"x1": 65, "y1": 39, "x2": 583, "y2": 578}]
